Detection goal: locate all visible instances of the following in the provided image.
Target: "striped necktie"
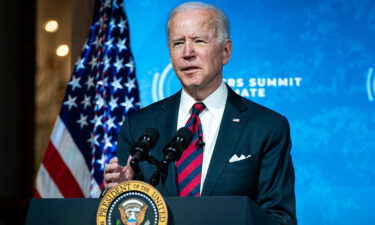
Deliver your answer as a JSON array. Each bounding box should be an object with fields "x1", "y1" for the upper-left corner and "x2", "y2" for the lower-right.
[{"x1": 176, "y1": 102, "x2": 206, "y2": 196}]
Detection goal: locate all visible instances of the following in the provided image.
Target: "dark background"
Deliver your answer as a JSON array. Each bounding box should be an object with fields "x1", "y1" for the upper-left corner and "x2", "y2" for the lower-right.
[{"x1": 0, "y1": 1, "x2": 36, "y2": 225}]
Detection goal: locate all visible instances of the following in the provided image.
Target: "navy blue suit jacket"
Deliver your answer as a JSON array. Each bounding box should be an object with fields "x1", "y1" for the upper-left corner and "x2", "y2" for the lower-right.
[{"x1": 116, "y1": 86, "x2": 297, "y2": 225}]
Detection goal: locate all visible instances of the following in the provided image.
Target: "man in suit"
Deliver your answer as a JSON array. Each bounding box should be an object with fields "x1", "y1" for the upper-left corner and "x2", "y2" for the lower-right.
[{"x1": 104, "y1": 2, "x2": 296, "y2": 225}]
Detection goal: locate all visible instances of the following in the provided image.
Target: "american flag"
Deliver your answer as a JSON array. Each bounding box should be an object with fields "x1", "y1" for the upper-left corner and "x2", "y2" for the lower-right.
[{"x1": 35, "y1": 0, "x2": 140, "y2": 198}]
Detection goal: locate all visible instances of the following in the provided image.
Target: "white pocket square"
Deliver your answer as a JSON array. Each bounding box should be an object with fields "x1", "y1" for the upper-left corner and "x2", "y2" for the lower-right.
[{"x1": 229, "y1": 154, "x2": 252, "y2": 163}]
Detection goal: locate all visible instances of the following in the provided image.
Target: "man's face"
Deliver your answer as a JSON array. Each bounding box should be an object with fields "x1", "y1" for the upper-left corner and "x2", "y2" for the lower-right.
[{"x1": 168, "y1": 9, "x2": 231, "y2": 97}]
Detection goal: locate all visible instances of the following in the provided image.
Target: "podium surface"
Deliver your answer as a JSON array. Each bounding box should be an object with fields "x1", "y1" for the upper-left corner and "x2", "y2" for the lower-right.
[{"x1": 26, "y1": 196, "x2": 278, "y2": 225}]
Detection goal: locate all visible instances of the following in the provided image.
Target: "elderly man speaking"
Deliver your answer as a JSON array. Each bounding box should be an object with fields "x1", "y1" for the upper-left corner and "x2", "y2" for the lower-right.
[{"x1": 104, "y1": 2, "x2": 297, "y2": 225}]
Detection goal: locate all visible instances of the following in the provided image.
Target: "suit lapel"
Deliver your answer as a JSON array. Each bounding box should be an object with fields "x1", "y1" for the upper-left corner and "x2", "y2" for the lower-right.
[
  {"x1": 154, "y1": 92, "x2": 181, "y2": 196},
  {"x1": 202, "y1": 88, "x2": 249, "y2": 196}
]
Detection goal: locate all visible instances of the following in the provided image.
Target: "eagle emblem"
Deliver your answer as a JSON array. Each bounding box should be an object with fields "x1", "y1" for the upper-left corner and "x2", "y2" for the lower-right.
[{"x1": 118, "y1": 198, "x2": 148, "y2": 225}]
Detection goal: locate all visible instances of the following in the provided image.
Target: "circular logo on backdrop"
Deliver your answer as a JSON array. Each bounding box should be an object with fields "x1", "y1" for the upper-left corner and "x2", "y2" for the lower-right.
[
  {"x1": 97, "y1": 181, "x2": 168, "y2": 225},
  {"x1": 152, "y1": 63, "x2": 181, "y2": 102},
  {"x1": 367, "y1": 67, "x2": 375, "y2": 102}
]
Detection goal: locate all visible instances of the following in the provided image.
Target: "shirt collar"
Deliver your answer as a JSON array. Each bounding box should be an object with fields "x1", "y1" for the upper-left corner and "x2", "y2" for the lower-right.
[{"x1": 179, "y1": 81, "x2": 228, "y2": 118}]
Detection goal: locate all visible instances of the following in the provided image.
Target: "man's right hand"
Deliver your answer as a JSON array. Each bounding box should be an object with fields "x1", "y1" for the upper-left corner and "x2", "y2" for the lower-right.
[{"x1": 103, "y1": 156, "x2": 134, "y2": 190}]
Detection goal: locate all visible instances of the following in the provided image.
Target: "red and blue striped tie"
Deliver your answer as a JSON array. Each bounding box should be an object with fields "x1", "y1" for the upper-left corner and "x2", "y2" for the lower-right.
[{"x1": 176, "y1": 102, "x2": 206, "y2": 197}]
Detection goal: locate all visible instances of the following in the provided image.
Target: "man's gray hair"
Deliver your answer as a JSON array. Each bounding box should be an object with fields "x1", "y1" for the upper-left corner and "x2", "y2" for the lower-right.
[{"x1": 167, "y1": 1, "x2": 230, "y2": 43}]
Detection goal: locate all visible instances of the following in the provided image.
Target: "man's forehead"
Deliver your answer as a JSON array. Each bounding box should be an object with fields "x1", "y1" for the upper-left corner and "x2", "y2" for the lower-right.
[
  {"x1": 169, "y1": 9, "x2": 217, "y2": 35},
  {"x1": 170, "y1": 9, "x2": 216, "y2": 26}
]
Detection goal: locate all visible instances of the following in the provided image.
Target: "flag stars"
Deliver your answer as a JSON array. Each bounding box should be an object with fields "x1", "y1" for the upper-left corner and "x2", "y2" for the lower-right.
[
  {"x1": 87, "y1": 133, "x2": 100, "y2": 147},
  {"x1": 75, "y1": 57, "x2": 85, "y2": 72},
  {"x1": 116, "y1": 38, "x2": 127, "y2": 52},
  {"x1": 81, "y1": 95, "x2": 91, "y2": 109},
  {"x1": 96, "y1": 155, "x2": 107, "y2": 170},
  {"x1": 95, "y1": 95, "x2": 105, "y2": 110},
  {"x1": 85, "y1": 76, "x2": 95, "y2": 90},
  {"x1": 63, "y1": 95, "x2": 78, "y2": 110},
  {"x1": 97, "y1": 77, "x2": 109, "y2": 88},
  {"x1": 82, "y1": 39, "x2": 89, "y2": 51},
  {"x1": 76, "y1": 113, "x2": 88, "y2": 129},
  {"x1": 92, "y1": 36, "x2": 102, "y2": 50},
  {"x1": 109, "y1": 96, "x2": 119, "y2": 111},
  {"x1": 117, "y1": 19, "x2": 127, "y2": 33},
  {"x1": 95, "y1": 118, "x2": 103, "y2": 129},
  {"x1": 111, "y1": 76, "x2": 123, "y2": 92},
  {"x1": 68, "y1": 76, "x2": 82, "y2": 91},
  {"x1": 88, "y1": 56, "x2": 98, "y2": 70},
  {"x1": 125, "y1": 77, "x2": 136, "y2": 93},
  {"x1": 109, "y1": 19, "x2": 116, "y2": 31},
  {"x1": 112, "y1": 0, "x2": 119, "y2": 10},
  {"x1": 104, "y1": 0, "x2": 111, "y2": 8},
  {"x1": 105, "y1": 37, "x2": 115, "y2": 51},
  {"x1": 103, "y1": 55, "x2": 111, "y2": 72},
  {"x1": 125, "y1": 57, "x2": 134, "y2": 73},
  {"x1": 114, "y1": 57, "x2": 124, "y2": 73},
  {"x1": 97, "y1": 16, "x2": 107, "y2": 28},
  {"x1": 121, "y1": 96, "x2": 134, "y2": 112},
  {"x1": 106, "y1": 116, "x2": 117, "y2": 130},
  {"x1": 91, "y1": 114, "x2": 103, "y2": 130},
  {"x1": 103, "y1": 133, "x2": 113, "y2": 150}
]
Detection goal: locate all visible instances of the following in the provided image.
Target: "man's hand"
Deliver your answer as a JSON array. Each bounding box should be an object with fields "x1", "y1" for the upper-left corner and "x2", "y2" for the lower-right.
[{"x1": 104, "y1": 156, "x2": 134, "y2": 189}]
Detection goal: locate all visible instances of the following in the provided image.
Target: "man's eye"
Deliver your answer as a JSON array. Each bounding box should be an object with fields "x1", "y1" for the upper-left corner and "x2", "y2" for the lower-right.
[
  {"x1": 174, "y1": 42, "x2": 183, "y2": 46},
  {"x1": 195, "y1": 39, "x2": 205, "y2": 43}
]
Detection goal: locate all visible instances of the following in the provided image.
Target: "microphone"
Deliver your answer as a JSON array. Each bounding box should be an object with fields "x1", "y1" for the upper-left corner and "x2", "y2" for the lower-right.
[
  {"x1": 130, "y1": 128, "x2": 159, "y2": 174},
  {"x1": 197, "y1": 140, "x2": 205, "y2": 148},
  {"x1": 149, "y1": 127, "x2": 193, "y2": 186},
  {"x1": 163, "y1": 127, "x2": 193, "y2": 163}
]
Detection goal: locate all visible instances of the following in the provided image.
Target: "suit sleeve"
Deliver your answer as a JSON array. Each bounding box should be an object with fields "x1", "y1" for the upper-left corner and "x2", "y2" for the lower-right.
[
  {"x1": 116, "y1": 116, "x2": 148, "y2": 182},
  {"x1": 116, "y1": 117, "x2": 133, "y2": 166},
  {"x1": 256, "y1": 116, "x2": 297, "y2": 225}
]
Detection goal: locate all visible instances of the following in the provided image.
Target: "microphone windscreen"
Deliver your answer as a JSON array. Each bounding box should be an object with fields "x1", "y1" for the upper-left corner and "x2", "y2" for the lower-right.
[
  {"x1": 143, "y1": 128, "x2": 159, "y2": 145},
  {"x1": 176, "y1": 127, "x2": 193, "y2": 146}
]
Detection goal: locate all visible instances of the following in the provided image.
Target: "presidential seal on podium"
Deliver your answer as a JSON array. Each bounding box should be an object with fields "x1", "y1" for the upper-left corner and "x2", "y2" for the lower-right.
[{"x1": 97, "y1": 181, "x2": 168, "y2": 225}]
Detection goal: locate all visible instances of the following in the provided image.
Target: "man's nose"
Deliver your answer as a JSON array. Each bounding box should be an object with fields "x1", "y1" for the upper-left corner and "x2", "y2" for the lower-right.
[{"x1": 182, "y1": 43, "x2": 196, "y2": 60}]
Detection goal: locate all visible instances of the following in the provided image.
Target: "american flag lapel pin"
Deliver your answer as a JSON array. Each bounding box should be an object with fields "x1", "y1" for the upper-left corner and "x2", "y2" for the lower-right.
[{"x1": 232, "y1": 118, "x2": 240, "y2": 123}]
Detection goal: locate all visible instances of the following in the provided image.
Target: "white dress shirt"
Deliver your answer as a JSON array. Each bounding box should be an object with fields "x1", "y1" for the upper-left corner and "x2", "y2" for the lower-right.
[{"x1": 177, "y1": 81, "x2": 228, "y2": 193}]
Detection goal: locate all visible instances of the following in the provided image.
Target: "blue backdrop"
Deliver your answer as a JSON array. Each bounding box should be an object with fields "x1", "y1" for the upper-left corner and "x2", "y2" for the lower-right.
[{"x1": 124, "y1": 0, "x2": 375, "y2": 224}]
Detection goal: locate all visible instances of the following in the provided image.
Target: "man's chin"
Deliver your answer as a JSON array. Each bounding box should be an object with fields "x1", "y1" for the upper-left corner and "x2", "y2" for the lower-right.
[
  {"x1": 178, "y1": 75, "x2": 201, "y2": 86},
  {"x1": 181, "y1": 81, "x2": 202, "y2": 90}
]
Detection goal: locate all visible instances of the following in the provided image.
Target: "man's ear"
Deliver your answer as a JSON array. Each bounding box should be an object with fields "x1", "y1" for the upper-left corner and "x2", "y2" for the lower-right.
[{"x1": 222, "y1": 39, "x2": 232, "y2": 65}]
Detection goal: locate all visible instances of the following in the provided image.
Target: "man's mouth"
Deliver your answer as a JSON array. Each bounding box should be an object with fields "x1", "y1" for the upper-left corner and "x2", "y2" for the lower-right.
[{"x1": 181, "y1": 66, "x2": 200, "y2": 71}]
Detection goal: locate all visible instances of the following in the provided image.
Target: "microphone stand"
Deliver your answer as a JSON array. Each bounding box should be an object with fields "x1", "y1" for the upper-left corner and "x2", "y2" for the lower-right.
[{"x1": 150, "y1": 159, "x2": 169, "y2": 187}]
